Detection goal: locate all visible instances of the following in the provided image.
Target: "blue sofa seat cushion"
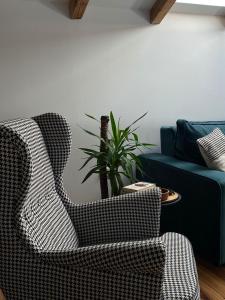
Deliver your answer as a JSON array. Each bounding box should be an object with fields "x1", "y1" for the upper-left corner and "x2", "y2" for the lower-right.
[{"x1": 175, "y1": 119, "x2": 225, "y2": 166}]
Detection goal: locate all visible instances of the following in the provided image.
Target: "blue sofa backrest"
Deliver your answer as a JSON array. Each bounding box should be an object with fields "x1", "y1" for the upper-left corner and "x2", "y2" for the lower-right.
[{"x1": 160, "y1": 126, "x2": 177, "y2": 156}]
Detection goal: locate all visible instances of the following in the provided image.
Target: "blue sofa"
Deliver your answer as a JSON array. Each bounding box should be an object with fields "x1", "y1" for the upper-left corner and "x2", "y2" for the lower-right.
[{"x1": 138, "y1": 126, "x2": 225, "y2": 265}]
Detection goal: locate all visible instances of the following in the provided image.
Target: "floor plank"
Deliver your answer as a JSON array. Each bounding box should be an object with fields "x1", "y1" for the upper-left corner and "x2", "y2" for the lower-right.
[
  {"x1": 197, "y1": 259, "x2": 225, "y2": 300},
  {"x1": 200, "y1": 279, "x2": 224, "y2": 300},
  {"x1": 0, "y1": 289, "x2": 5, "y2": 300}
]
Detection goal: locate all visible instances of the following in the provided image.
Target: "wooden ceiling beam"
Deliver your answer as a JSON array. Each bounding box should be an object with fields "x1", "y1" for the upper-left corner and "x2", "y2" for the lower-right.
[
  {"x1": 150, "y1": 0, "x2": 176, "y2": 24},
  {"x1": 69, "y1": 0, "x2": 89, "y2": 19}
]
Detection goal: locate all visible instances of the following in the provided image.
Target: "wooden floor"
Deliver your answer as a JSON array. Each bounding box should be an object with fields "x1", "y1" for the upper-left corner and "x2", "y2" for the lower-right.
[
  {"x1": 0, "y1": 260, "x2": 224, "y2": 300},
  {"x1": 0, "y1": 289, "x2": 5, "y2": 300},
  {"x1": 198, "y1": 259, "x2": 225, "y2": 300}
]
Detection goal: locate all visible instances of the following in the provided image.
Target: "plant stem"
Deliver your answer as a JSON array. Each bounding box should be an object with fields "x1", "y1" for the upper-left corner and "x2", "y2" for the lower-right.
[
  {"x1": 116, "y1": 172, "x2": 124, "y2": 194},
  {"x1": 100, "y1": 115, "x2": 109, "y2": 199},
  {"x1": 109, "y1": 172, "x2": 119, "y2": 197}
]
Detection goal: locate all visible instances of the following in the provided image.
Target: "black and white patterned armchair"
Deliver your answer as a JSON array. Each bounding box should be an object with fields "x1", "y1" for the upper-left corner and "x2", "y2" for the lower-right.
[{"x1": 0, "y1": 113, "x2": 200, "y2": 300}]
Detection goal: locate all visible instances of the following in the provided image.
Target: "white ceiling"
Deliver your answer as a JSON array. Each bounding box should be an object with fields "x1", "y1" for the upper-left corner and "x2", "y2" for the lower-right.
[
  {"x1": 52, "y1": 0, "x2": 225, "y2": 16},
  {"x1": 172, "y1": 2, "x2": 225, "y2": 16},
  {"x1": 90, "y1": 0, "x2": 225, "y2": 16}
]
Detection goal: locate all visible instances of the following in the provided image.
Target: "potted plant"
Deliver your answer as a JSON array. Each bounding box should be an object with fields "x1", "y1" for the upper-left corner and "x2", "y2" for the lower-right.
[{"x1": 79, "y1": 112, "x2": 154, "y2": 198}]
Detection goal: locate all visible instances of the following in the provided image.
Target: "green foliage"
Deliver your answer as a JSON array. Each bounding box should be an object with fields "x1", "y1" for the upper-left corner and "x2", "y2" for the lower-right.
[{"x1": 79, "y1": 112, "x2": 154, "y2": 197}]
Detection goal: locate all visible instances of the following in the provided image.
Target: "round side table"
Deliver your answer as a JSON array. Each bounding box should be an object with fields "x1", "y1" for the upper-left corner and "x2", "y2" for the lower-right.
[
  {"x1": 160, "y1": 190, "x2": 182, "y2": 234},
  {"x1": 161, "y1": 190, "x2": 182, "y2": 206}
]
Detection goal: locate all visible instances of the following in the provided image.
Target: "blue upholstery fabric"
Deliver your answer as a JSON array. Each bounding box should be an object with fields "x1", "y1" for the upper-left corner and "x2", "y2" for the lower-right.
[
  {"x1": 175, "y1": 119, "x2": 225, "y2": 165},
  {"x1": 138, "y1": 153, "x2": 225, "y2": 265},
  {"x1": 160, "y1": 126, "x2": 176, "y2": 156}
]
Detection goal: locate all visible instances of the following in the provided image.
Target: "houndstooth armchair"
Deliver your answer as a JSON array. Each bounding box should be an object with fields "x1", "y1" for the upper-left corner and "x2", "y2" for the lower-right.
[{"x1": 0, "y1": 113, "x2": 200, "y2": 300}]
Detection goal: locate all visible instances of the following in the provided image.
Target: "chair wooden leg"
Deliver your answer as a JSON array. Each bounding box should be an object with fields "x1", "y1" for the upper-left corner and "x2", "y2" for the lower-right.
[{"x1": 0, "y1": 289, "x2": 6, "y2": 300}]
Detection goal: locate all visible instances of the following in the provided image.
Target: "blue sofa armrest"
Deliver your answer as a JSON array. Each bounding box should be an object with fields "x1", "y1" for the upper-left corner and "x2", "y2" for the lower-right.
[{"x1": 138, "y1": 153, "x2": 225, "y2": 265}]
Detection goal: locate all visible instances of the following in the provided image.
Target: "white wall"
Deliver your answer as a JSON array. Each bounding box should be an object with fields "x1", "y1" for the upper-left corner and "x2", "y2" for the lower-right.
[{"x1": 1, "y1": 0, "x2": 225, "y2": 202}]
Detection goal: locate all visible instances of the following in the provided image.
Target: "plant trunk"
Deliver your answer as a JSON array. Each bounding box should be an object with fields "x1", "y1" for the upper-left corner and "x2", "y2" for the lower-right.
[{"x1": 100, "y1": 115, "x2": 109, "y2": 199}]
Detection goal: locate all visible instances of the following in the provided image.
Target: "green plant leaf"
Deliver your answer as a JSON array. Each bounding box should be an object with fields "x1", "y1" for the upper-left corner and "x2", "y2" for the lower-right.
[
  {"x1": 117, "y1": 128, "x2": 130, "y2": 148},
  {"x1": 79, "y1": 148, "x2": 103, "y2": 157},
  {"x1": 127, "y1": 153, "x2": 141, "y2": 165},
  {"x1": 127, "y1": 112, "x2": 148, "y2": 128},
  {"x1": 85, "y1": 114, "x2": 99, "y2": 122},
  {"x1": 110, "y1": 111, "x2": 118, "y2": 146},
  {"x1": 120, "y1": 157, "x2": 134, "y2": 181},
  {"x1": 136, "y1": 163, "x2": 144, "y2": 176},
  {"x1": 141, "y1": 143, "x2": 156, "y2": 147},
  {"x1": 79, "y1": 111, "x2": 155, "y2": 194},
  {"x1": 82, "y1": 166, "x2": 101, "y2": 183},
  {"x1": 132, "y1": 133, "x2": 138, "y2": 142},
  {"x1": 116, "y1": 172, "x2": 124, "y2": 193},
  {"x1": 79, "y1": 126, "x2": 101, "y2": 140},
  {"x1": 79, "y1": 156, "x2": 94, "y2": 170}
]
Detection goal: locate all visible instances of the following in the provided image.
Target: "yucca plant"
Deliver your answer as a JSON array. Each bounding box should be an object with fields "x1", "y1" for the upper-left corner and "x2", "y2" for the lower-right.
[{"x1": 79, "y1": 112, "x2": 154, "y2": 198}]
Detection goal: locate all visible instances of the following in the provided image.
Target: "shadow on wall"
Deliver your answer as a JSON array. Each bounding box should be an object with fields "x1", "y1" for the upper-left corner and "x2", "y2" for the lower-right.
[
  {"x1": 219, "y1": 17, "x2": 225, "y2": 28},
  {"x1": 38, "y1": 0, "x2": 69, "y2": 17},
  {"x1": 131, "y1": 0, "x2": 154, "y2": 22}
]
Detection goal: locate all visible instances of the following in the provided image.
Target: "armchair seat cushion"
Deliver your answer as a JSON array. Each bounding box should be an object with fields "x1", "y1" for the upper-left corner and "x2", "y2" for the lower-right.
[{"x1": 162, "y1": 233, "x2": 200, "y2": 300}]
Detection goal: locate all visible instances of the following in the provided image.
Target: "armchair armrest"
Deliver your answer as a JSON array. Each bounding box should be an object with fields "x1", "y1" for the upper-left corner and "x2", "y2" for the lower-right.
[
  {"x1": 65, "y1": 188, "x2": 161, "y2": 246},
  {"x1": 40, "y1": 237, "x2": 166, "y2": 275}
]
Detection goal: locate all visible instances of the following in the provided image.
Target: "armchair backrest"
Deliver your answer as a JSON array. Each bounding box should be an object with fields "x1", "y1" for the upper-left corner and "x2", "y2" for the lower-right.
[
  {"x1": 0, "y1": 114, "x2": 78, "y2": 252},
  {"x1": 33, "y1": 113, "x2": 72, "y2": 180}
]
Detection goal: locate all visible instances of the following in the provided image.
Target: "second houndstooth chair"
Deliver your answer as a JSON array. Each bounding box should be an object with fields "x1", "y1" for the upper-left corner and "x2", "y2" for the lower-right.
[{"x1": 0, "y1": 113, "x2": 200, "y2": 299}]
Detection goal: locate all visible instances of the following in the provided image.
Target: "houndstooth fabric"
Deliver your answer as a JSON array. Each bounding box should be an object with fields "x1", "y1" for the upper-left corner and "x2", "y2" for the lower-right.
[
  {"x1": 33, "y1": 113, "x2": 72, "y2": 178},
  {"x1": 162, "y1": 233, "x2": 200, "y2": 300},
  {"x1": 197, "y1": 128, "x2": 225, "y2": 161},
  {"x1": 0, "y1": 117, "x2": 78, "y2": 251},
  {"x1": 70, "y1": 189, "x2": 162, "y2": 247},
  {"x1": 0, "y1": 113, "x2": 200, "y2": 299}
]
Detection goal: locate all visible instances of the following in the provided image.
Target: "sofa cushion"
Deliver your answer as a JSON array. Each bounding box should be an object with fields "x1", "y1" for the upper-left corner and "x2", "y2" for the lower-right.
[
  {"x1": 175, "y1": 119, "x2": 225, "y2": 165},
  {"x1": 160, "y1": 127, "x2": 177, "y2": 156},
  {"x1": 197, "y1": 128, "x2": 225, "y2": 172}
]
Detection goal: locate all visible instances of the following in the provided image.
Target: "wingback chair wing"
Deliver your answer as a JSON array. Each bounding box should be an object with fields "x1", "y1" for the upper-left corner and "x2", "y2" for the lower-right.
[{"x1": 0, "y1": 113, "x2": 200, "y2": 300}]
